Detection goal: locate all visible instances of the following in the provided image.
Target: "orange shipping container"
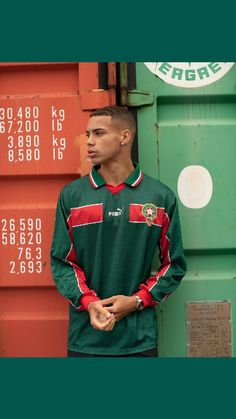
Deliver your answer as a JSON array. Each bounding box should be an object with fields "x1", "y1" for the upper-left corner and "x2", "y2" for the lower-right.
[{"x1": 0, "y1": 62, "x2": 116, "y2": 357}]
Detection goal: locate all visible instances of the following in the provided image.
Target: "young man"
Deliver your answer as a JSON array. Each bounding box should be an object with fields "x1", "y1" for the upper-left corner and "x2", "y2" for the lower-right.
[{"x1": 50, "y1": 106, "x2": 187, "y2": 357}]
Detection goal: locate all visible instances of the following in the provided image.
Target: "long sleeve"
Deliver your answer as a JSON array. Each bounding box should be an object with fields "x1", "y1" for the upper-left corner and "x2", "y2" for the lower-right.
[
  {"x1": 50, "y1": 188, "x2": 100, "y2": 311},
  {"x1": 135, "y1": 196, "x2": 187, "y2": 308}
]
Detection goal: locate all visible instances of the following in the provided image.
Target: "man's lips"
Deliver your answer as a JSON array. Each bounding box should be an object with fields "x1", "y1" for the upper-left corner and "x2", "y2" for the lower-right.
[{"x1": 87, "y1": 150, "x2": 98, "y2": 158}]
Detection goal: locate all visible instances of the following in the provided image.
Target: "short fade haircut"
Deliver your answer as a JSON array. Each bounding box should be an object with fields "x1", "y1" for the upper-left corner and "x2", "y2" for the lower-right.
[{"x1": 90, "y1": 106, "x2": 136, "y2": 140}]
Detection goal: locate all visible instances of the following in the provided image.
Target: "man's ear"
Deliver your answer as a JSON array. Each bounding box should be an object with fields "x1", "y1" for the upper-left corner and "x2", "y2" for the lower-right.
[{"x1": 121, "y1": 129, "x2": 132, "y2": 146}]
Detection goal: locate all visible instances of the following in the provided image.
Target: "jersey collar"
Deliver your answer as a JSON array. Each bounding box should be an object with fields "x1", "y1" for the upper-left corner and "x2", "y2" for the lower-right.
[{"x1": 89, "y1": 163, "x2": 143, "y2": 189}]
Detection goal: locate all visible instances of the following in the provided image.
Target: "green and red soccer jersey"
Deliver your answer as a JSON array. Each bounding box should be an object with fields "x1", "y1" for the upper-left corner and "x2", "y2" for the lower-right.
[{"x1": 50, "y1": 164, "x2": 187, "y2": 355}]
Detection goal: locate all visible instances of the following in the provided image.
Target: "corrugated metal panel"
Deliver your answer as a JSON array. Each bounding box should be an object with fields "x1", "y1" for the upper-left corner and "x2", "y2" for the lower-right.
[
  {"x1": 131, "y1": 62, "x2": 236, "y2": 357},
  {"x1": 0, "y1": 62, "x2": 116, "y2": 357}
]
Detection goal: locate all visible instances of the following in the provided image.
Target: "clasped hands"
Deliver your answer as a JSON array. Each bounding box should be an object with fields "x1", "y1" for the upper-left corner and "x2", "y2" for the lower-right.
[{"x1": 88, "y1": 295, "x2": 137, "y2": 332}]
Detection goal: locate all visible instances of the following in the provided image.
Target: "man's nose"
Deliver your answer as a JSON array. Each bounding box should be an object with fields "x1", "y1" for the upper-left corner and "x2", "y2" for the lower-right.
[{"x1": 86, "y1": 134, "x2": 96, "y2": 146}]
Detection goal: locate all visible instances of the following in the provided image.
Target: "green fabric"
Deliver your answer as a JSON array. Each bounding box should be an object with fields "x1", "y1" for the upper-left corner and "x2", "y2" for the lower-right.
[{"x1": 50, "y1": 165, "x2": 187, "y2": 355}]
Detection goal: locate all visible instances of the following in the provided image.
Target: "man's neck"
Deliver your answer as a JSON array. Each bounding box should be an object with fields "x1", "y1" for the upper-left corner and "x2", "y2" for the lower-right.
[{"x1": 98, "y1": 160, "x2": 134, "y2": 186}]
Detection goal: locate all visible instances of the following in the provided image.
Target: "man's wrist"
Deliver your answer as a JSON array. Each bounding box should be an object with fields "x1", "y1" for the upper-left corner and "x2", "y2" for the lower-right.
[
  {"x1": 135, "y1": 289, "x2": 154, "y2": 308},
  {"x1": 134, "y1": 295, "x2": 144, "y2": 311},
  {"x1": 87, "y1": 301, "x2": 94, "y2": 311},
  {"x1": 81, "y1": 295, "x2": 100, "y2": 311}
]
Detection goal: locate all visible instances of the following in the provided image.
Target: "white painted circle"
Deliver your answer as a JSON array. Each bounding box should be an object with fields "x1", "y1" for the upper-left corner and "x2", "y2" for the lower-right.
[
  {"x1": 177, "y1": 165, "x2": 213, "y2": 209},
  {"x1": 144, "y1": 62, "x2": 234, "y2": 88}
]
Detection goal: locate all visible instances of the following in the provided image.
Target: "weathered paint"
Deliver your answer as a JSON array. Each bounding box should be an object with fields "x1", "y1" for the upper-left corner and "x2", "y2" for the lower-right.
[
  {"x1": 0, "y1": 62, "x2": 116, "y2": 357},
  {"x1": 133, "y1": 62, "x2": 236, "y2": 357}
]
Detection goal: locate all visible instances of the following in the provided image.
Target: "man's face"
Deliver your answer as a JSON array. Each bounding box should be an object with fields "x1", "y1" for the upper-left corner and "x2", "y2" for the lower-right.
[{"x1": 86, "y1": 115, "x2": 124, "y2": 165}]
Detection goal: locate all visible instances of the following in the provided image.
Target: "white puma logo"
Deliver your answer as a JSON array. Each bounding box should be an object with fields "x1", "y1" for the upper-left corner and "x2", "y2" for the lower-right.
[{"x1": 108, "y1": 208, "x2": 124, "y2": 217}]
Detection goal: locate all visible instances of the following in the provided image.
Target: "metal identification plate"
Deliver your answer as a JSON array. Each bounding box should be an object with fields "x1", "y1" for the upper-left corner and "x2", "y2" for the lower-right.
[{"x1": 186, "y1": 301, "x2": 232, "y2": 357}]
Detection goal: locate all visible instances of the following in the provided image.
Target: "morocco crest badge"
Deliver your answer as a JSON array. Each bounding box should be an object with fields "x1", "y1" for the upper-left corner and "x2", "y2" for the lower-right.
[{"x1": 142, "y1": 203, "x2": 157, "y2": 226}]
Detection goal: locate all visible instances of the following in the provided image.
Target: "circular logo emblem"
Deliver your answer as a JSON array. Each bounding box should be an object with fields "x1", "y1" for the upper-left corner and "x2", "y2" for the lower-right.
[
  {"x1": 144, "y1": 62, "x2": 234, "y2": 88},
  {"x1": 142, "y1": 203, "x2": 157, "y2": 226},
  {"x1": 177, "y1": 165, "x2": 213, "y2": 209}
]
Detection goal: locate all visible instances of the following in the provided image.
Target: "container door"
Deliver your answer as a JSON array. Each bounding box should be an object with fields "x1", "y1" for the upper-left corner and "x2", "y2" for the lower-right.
[
  {"x1": 122, "y1": 62, "x2": 236, "y2": 357},
  {"x1": 0, "y1": 62, "x2": 116, "y2": 357}
]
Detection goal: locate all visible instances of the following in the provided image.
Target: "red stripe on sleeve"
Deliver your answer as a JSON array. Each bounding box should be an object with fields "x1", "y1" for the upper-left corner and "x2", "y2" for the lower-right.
[
  {"x1": 137, "y1": 210, "x2": 172, "y2": 304},
  {"x1": 150, "y1": 212, "x2": 171, "y2": 287},
  {"x1": 65, "y1": 214, "x2": 99, "y2": 310}
]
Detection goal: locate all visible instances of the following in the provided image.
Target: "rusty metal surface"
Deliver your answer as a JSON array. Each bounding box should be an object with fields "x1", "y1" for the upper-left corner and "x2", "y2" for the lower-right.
[{"x1": 0, "y1": 62, "x2": 116, "y2": 357}]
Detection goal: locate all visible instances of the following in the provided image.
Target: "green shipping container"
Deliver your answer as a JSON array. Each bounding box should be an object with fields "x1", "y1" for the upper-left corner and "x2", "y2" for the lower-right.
[{"x1": 121, "y1": 62, "x2": 236, "y2": 357}]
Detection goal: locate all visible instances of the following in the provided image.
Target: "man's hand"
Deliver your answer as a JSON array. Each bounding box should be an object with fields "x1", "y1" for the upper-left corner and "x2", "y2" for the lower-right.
[
  {"x1": 88, "y1": 301, "x2": 116, "y2": 331},
  {"x1": 100, "y1": 295, "x2": 137, "y2": 321}
]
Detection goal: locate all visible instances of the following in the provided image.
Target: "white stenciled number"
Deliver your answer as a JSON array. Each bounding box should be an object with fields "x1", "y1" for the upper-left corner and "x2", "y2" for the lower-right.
[
  {"x1": 18, "y1": 135, "x2": 24, "y2": 148},
  {"x1": 20, "y1": 261, "x2": 26, "y2": 273},
  {"x1": 19, "y1": 218, "x2": 26, "y2": 231},
  {"x1": 28, "y1": 232, "x2": 33, "y2": 244},
  {"x1": 25, "y1": 135, "x2": 31, "y2": 148},
  {"x1": 10, "y1": 232, "x2": 16, "y2": 245},
  {"x1": 27, "y1": 218, "x2": 34, "y2": 230},
  {"x1": 10, "y1": 261, "x2": 16, "y2": 274},
  {"x1": 28, "y1": 261, "x2": 34, "y2": 273},
  {"x1": 1, "y1": 219, "x2": 7, "y2": 231},
  {"x1": 5, "y1": 107, "x2": 40, "y2": 162},
  {"x1": 7, "y1": 121, "x2": 13, "y2": 133},
  {"x1": 1, "y1": 232, "x2": 7, "y2": 245},
  {"x1": 35, "y1": 218, "x2": 41, "y2": 230},
  {"x1": 34, "y1": 135, "x2": 40, "y2": 147},
  {"x1": 0, "y1": 121, "x2": 5, "y2": 133},
  {"x1": 19, "y1": 232, "x2": 26, "y2": 245},
  {"x1": 1, "y1": 219, "x2": 7, "y2": 245},
  {"x1": 18, "y1": 247, "x2": 24, "y2": 260},
  {"x1": 8, "y1": 150, "x2": 14, "y2": 162},
  {"x1": 8, "y1": 136, "x2": 14, "y2": 148},
  {"x1": 0, "y1": 108, "x2": 5, "y2": 119},
  {"x1": 18, "y1": 149, "x2": 24, "y2": 162},
  {"x1": 34, "y1": 149, "x2": 40, "y2": 160},
  {"x1": 4, "y1": 217, "x2": 43, "y2": 275},
  {"x1": 33, "y1": 107, "x2": 39, "y2": 119},
  {"x1": 36, "y1": 232, "x2": 42, "y2": 244},
  {"x1": 25, "y1": 107, "x2": 31, "y2": 119},
  {"x1": 36, "y1": 247, "x2": 42, "y2": 260},
  {"x1": 33, "y1": 120, "x2": 39, "y2": 132},
  {"x1": 17, "y1": 108, "x2": 23, "y2": 118},
  {"x1": 17, "y1": 120, "x2": 23, "y2": 133},
  {"x1": 36, "y1": 261, "x2": 42, "y2": 273},
  {"x1": 26, "y1": 149, "x2": 32, "y2": 161},
  {"x1": 9, "y1": 219, "x2": 15, "y2": 231},
  {"x1": 25, "y1": 120, "x2": 31, "y2": 132},
  {"x1": 7, "y1": 108, "x2": 13, "y2": 119},
  {"x1": 25, "y1": 247, "x2": 32, "y2": 260}
]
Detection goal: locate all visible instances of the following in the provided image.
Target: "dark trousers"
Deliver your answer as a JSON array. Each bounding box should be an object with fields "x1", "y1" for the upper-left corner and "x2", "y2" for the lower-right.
[{"x1": 68, "y1": 348, "x2": 157, "y2": 357}]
